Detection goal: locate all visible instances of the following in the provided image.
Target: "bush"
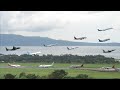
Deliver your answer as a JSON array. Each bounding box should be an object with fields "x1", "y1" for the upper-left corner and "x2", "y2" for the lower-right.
[
  {"x1": 19, "y1": 72, "x2": 27, "y2": 79},
  {"x1": 4, "y1": 74, "x2": 16, "y2": 79},
  {"x1": 64, "y1": 76, "x2": 75, "y2": 79},
  {"x1": 26, "y1": 74, "x2": 40, "y2": 79},
  {"x1": 75, "y1": 74, "x2": 89, "y2": 79},
  {"x1": 48, "y1": 70, "x2": 68, "y2": 79},
  {"x1": 40, "y1": 76, "x2": 48, "y2": 79}
]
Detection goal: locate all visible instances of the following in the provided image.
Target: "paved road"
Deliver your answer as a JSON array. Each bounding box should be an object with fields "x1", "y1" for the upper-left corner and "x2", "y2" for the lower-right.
[
  {"x1": 0, "y1": 66, "x2": 70, "y2": 69},
  {"x1": 0, "y1": 66, "x2": 120, "y2": 72}
]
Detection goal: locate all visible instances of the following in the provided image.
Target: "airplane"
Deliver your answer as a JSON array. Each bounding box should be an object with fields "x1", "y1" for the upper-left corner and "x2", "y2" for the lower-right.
[
  {"x1": 98, "y1": 38, "x2": 110, "y2": 42},
  {"x1": 97, "y1": 65, "x2": 119, "y2": 72},
  {"x1": 98, "y1": 28, "x2": 113, "y2": 31},
  {"x1": 101, "y1": 65, "x2": 115, "y2": 69},
  {"x1": 38, "y1": 62, "x2": 54, "y2": 68},
  {"x1": 74, "y1": 36, "x2": 87, "y2": 40},
  {"x1": 67, "y1": 47, "x2": 79, "y2": 50},
  {"x1": 5, "y1": 46, "x2": 20, "y2": 51},
  {"x1": 70, "y1": 64, "x2": 84, "y2": 68},
  {"x1": 103, "y1": 49, "x2": 116, "y2": 53},
  {"x1": 27, "y1": 51, "x2": 41, "y2": 56},
  {"x1": 8, "y1": 63, "x2": 21, "y2": 68},
  {"x1": 43, "y1": 43, "x2": 57, "y2": 47}
]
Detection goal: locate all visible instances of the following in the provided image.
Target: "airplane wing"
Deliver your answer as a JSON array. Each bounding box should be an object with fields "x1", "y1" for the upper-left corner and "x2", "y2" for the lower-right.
[
  {"x1": 98, "y1": 28, "x2": 113, "y2": 31},
  {"x1": 31, "y1": 52, "x2": 41, "y2": 55},
  {"x1": 104, "y1": 28, "x2": 113, "y2": 30}
]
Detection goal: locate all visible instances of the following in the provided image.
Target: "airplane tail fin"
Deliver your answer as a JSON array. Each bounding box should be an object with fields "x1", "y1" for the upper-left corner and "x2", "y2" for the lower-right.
[
  {"x1": 112, "y1": 65, "x2": 115, "y2": 68},
  {"x1": 98, "y1": 39, "x2": 101, "y2": 42},
  {"x1": 8, "y1": 63, "x2": 11, "y2": 66},
  {"x1": 5, "y1": 47, "x2": 8, "y2": 51},
  {"x1": 80, "y1": 64, "x2": 84, "y2": 67},
  {"x1": 51, "y1": 62, "x2": 54, "y2": 66},
  {"x1": 103, "y1": 50, "x2": 105, "y2": 53},
  {"x1": 67, "y1": 47, "x2": 69, "y2": 50},
  {"x1": 74, "y1": 36, "x2": 77, "y2": 39}
]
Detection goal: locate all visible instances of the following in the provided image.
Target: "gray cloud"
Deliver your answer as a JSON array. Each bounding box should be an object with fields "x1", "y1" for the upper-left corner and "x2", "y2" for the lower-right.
[
  {"x1": 0, "y1": 11, "x2": 120, "y2": 42},
  {"x1": 0, "y1": 11, "x2": 68, "y2": 33},
  {"x1": 88, "y1": 11, "x2": 104, "y2": 14}
]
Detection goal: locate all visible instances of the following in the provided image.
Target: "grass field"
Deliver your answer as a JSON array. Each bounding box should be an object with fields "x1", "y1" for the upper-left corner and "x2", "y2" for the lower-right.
[{"x1": 0, "y1": 63, "x2": 120, "y2": 79}]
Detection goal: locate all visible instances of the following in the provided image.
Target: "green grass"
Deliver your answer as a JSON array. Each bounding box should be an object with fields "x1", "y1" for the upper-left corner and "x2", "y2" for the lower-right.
[{"x1": 0, "y1": 63, "x2": 120, "y2": 79}]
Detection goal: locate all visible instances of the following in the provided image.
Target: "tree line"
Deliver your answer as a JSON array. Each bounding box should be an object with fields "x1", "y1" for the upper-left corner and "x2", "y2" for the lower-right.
[
  {"x1": 3, "y1": 70, "x2": 91, "y2": 79},
  {"x1": 0, "y1": 54, "x2": 119, "y2": 64}
]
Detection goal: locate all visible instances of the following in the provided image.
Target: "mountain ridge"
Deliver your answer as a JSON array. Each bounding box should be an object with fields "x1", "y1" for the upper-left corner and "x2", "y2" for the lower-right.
[{"x1": 0, "y1": 34, "x2": 120, "y2": 46}]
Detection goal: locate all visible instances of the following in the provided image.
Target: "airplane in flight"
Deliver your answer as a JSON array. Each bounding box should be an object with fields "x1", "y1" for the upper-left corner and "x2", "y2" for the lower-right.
[
  {"x1": 67, "y1": 47, "x2": 79, "y2": 50},
  {"x1": 27, "y1": 51, "x2": 41, "y2": 56},
  {"x1": 8, "y1": 63, "x2": 21, "y2": 68},
  {"x1": 74, "y1": 36, "x2": 87, "y2": 40},
  {"x1": 98, "y1": 38, "x2": 110, "y2": 42},
  {"x1": 38, "y1": 62, "x2": 54, "y2": 68},
  {"x1": 98, "y1": 28, "x2": 113, "y2": 31},
  {"x1": 43, "y1": 43, "x2": 57, "y2": 47},
  {"x1": 103, "y1": 49, "x2": 116, "y2": 53},
  {"x1": 5, "y1": 46, "x2": 20, "y2": 51}
]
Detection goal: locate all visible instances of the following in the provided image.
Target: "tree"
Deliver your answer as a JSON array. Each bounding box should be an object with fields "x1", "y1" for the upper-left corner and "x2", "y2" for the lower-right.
[
  {"x1": 26, "y1": 74, "x2": 40, "y2": 79},
  {"x1": 75, "y1": 74, "x2": 89, "y2": 79},
  {"x1": 48, "y1": 70, "x2": 68, "y2": 79},
  {"x1": 19, "y1": 72, "x2": 27, "y2": 79},
  {"x1": 4, "y1": 74, "x2": 16, "y2": 79}
]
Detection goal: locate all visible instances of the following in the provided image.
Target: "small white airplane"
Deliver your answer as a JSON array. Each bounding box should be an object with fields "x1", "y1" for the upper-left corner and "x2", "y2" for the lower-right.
[
  {"x1": 70, "y1": 64, "x2": 84, "y2": 68},
  {"x1": 98, "y1": 38, "x2": 110, "y2": 42},
  {"x1": 99, "y1": 65, "x2": 120, "y2": 72},
  {"x1": 38, "y1": 62, "x2": 54, "y2": 68},
  {"x1": 101, "y1": 65, "x2": 116, "y2": 69},
  {"x1": 43, "y1": 43, "x2": 57, "y2": 47},
  {"x1": 27, "y1": 51, "x2": 41, "y2": 56},
  {"x1": 74, "y1": 36, "x2": 87, "y2": 40},
  {"x1": 67, "y1": 47, "x2": 79, "y2": 50},
  {"x1": 98, "y1": 28, "x2": 113, "y2": 31},
  {"x1": 8, "y1": 63, "x2": 21, "y2": 68}
]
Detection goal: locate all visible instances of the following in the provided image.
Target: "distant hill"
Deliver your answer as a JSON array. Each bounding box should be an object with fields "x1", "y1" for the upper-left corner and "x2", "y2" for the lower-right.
[{"x1": 0, "y1": 34, "x2": 120, "y2": 46}]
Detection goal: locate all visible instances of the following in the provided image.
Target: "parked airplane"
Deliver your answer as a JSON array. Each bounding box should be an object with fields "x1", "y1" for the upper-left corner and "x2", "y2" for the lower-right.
[
  {"x1": 98, "y1": 38, "x2": 110, "y2": 42},
  {"x1": 70, "y1": 64, "x2": 84, "y2": 68},
  {"x1": 43, "y1": 43, "x2": 57, "y2": 47},
  {"x1": 8, "y1": 63, "x2": 21, "y2": 68},
  {"x1": 5, "y1": 46, "x2": 20, "y2": 51},
  {"x1": 74, "y1": 36, "x2": 87, "y2": 40},
  {"x1": 38, "y1": 62, "x2": 54, "y2": 68},
  {"x1": 101, "y1": 65, "x2": 115, "y2": 69},
  {"x1": 103, "y1": 49, "x2": 116, "y2": 53},
  {"x1": 98, "y1": 28, "x2": 113, "y2": 31},
  {"x1": 67, "y1": 47, "x2": 79, "y2": 50},
  {"x1": 27, "y1": 51, "x2": 41, "y2": 56}
]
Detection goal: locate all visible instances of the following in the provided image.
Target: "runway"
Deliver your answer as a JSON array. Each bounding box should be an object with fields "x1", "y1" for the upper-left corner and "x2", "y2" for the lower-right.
[
  {"x1": 0, "y1": 66, "x2": 120, "y2": 72},
  {"x1": 0, "y1": 66, "x2": 70, "y2": 69}
]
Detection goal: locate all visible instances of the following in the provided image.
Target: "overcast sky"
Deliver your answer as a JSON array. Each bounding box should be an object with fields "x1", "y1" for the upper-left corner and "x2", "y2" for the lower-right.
[{"x1": 0, "y1": 11, "x2": 120, "y2": 43}]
